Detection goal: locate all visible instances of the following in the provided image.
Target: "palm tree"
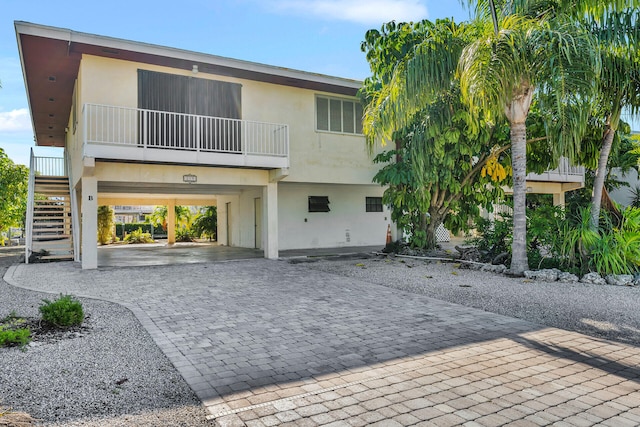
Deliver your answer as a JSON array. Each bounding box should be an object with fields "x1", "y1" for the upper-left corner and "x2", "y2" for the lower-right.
[
  {"x1": 192, "y1": 206, "x2": 217, "y2": 241},
  {"x1": 585, "y1": 8, "x2": 640, "y2": 228},
  {"x1": 365, "y1": 3, "x2": 599, "y2": 275},
  {"x1": 458, "y1": 13, "x2": 599, "y2": 275},
  {"x1": 146, "y1": 205, "x2": 191, "y2": 231}
]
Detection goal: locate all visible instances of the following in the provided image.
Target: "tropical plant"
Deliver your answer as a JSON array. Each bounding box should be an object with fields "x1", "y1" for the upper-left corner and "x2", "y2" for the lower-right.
[
  {"x1": 175, "y1": 227, "x2": 196, "y2": 242},
  {"x1": 364, "y1": 3, "x2": 600, "y2": 274},
  {"x1": 123, "y1": 228, "x2": 154, "y2": 244},
  {"x1": 460, "y1": 8, "x2": 599, "y2": 274},
  {"x1": 146, "y1": 205, "x2": 192, "y2": 231},
  {"x1": 97, "y1": 205, "x2": 115, "y2": 245},
  {"x1": 582, "y1": 6, "x2": 640, "y2": 228},
  {"x1": 191, "y1": 206, "x2": 217, "y2": 241},
  {"x1": 362, "y1": 19, "x2": 511, "y2": 249}
]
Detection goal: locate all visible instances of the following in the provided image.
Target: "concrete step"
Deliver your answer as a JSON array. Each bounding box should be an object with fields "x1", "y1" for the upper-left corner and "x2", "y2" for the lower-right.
[
  {"x1": 33, "y1": 234, "x2": 72, "y2": 241},
  {"x1": 39, "y1": 254, "x2": 74, "y2": 261}
]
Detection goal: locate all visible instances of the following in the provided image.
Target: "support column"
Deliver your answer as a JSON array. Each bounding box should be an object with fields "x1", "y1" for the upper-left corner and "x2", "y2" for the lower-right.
[
  {"x1": 553, "y1": 192, "x2": 565, "y2": 207},
  {"x1": 263, "y1": 182, "x2": 278, "y2": 259},
  {"x1": 81, "y1": 176, "x2": 98, "y2": 270},
  {"x1": 167, "y1": 200, "x2": 176, "y2": 244}
]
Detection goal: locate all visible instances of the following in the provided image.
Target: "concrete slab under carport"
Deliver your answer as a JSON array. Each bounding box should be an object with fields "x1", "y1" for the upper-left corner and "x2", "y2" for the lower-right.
[
  {"x1": 97, "y1": 242, "x2": 386, "y2": 268},
  {"x1": 98, "y1": 242, "x2": 263, "y2": 267}
]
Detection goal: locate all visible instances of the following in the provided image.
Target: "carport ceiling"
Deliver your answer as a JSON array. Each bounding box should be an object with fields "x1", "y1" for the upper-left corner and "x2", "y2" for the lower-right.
[{"x1": 98, "y1": 182, "x2": 255, "y2": 195}]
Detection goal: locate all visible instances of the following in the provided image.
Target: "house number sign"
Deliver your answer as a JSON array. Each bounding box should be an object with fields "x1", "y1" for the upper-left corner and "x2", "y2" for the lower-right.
[{"x1": 183, "y1": 174, "x2": 197, "y2": 183}]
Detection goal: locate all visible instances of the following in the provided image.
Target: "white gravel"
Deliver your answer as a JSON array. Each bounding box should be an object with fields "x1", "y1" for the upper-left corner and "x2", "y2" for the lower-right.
[
  {"x1": 0, "y1": 250, "x2": 213, "y2": 427},
  {"x1": 304, "y1": 255, "x2": 640, "y2": 346}
]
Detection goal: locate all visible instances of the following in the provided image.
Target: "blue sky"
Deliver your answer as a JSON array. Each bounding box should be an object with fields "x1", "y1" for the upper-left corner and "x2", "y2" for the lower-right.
[{"x1": 0, "y1": 0, "x2": 470, "y2": 166}]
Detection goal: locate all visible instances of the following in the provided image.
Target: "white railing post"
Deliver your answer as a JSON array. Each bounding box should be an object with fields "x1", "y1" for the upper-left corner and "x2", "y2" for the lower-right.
[{"x1": 25, "y1": 148, "x2": 35, "y2": 263}]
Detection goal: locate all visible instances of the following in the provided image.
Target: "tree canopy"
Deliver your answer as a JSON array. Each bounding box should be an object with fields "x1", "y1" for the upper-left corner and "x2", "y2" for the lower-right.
[
  {"x1": 361, "y1": 19, "x2": 514, "y2": 249},
  {"x1": 0, "y1": 148, "x2": 29, "y2": 241}
]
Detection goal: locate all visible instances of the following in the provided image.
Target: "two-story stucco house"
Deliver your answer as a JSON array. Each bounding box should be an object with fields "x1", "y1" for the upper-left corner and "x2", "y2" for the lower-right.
[{"x1": 16, "y1": 21, "x2": 390, "y2": 269}]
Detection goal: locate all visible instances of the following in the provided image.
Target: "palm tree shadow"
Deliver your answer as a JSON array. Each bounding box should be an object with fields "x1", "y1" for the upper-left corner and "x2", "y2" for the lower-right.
[{"x1": 512, "y1": 335, "x2": 640, "y2": 384}]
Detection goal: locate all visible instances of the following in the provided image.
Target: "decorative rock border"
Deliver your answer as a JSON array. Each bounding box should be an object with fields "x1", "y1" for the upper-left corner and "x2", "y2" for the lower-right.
[{"x1": 525, "y1": 268, "x2": 639, "y2": 286}]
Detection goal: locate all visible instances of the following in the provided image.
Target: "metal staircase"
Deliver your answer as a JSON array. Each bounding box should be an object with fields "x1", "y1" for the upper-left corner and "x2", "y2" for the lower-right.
[{"x1": 26, "y1": 150, "x2": 75, "y2": 263}]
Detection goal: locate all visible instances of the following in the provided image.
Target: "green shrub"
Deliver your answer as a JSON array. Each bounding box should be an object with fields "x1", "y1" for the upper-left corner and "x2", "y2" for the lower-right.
[
  {"x1": 115, "y1": 223, "x2": 164, "y2": 238},
  {"x1": 468, "y1": 215, "x2": 512, "y2": 261},
  {"x1": 0, "y1": 326, "x2": 31, "y2": 348},
  {"x1": 124, "y1": 228, "x2": 154, "y2": 244},
  {"x1": 39, "y1": 294, "x2": 84, "y2": 327},
  {"x1": 176, "y1": 227, "x2": 196, "y2": 242}
]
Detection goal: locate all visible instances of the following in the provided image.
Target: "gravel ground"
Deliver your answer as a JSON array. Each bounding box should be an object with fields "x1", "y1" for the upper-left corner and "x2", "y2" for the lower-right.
[
  {"x1": 304, "y1": 254, "x2": 640, "y2": 346},
  {"x1": 3, "y1": 247, "x2": 640, "y2": 425},
  {"x1": 0, "y1": 248, "x2": 214, "y2": 427}
]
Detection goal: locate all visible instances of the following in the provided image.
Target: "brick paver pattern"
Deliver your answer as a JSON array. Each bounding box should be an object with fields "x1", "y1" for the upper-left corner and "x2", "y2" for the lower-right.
[{"x1": 6, "y1": 259, "x2": 640, "y2": 426}]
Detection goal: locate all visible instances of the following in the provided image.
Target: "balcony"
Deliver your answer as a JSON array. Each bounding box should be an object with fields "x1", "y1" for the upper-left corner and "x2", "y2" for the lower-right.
[
  {"x1": 526, "y1": 157, "x2": 584, "y2": 184},
  {"x1": 82, "y1": 104, "x2": 289, "y2": 169}
]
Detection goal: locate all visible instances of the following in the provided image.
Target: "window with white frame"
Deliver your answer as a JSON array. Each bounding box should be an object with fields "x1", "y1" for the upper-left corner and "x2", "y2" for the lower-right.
[{"x1": 316, "y1": 95, "x2": 363, "y2": 134}]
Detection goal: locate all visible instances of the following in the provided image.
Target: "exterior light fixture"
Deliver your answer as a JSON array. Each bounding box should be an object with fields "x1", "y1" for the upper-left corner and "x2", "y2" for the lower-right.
[{"x1": 192, "y1": 65, "x2": 199, "y2": 74}]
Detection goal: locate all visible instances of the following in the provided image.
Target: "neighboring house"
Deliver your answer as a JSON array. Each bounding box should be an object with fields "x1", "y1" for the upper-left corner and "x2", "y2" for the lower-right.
[
  {"x1": 610, "y1": 168, "x2": 640, "y2": 207},
  {"x1": 519, "y1": 157, "x2": 585, "y2": 207},
  {"x1": 17, "y1": 21, "x2": 389, "y2": 269},
  {"x1": 610, "y1": 131, "x2": 640, "y2": 208},
  {"x1": 113, "y1": 205, "x2": 154, "y2": 224}
]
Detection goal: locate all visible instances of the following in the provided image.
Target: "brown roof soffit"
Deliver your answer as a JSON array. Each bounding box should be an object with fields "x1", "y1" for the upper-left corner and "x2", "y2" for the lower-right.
[{"x1": 15, "y1": 21, "x2": 362, "y2": 95}]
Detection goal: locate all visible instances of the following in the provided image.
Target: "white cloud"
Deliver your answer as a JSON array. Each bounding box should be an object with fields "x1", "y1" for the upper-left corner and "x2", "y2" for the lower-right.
[
  {"x1": 0, "y1": 108, "x2": 32, "y2": 133},
  {"x1": 271, "y1": 0, "x2": 428, "y2": 25}
]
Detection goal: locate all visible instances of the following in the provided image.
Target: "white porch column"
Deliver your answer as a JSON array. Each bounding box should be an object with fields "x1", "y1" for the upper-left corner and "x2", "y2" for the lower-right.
[
  {"x1": 81, "y1": 176, "x2": 98, "y2": 270},
  {"x1": 167, "y1": 200, "x2": 176, "y2": 244},
  {"x1": 262, "y1": 182, "x2": 278, "y2": 259}
]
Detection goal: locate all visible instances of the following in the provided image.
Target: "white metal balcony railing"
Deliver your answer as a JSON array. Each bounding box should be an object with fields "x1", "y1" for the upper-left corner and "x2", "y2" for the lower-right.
[
  {"x1": 526, "y1": 157, "x2": 584, "y2": 183},
  {"x1": 32, "y1": 154, "x2": 66, "y2": 177},
  {"x1": 83, "y1": 104, "x2": 289, "y2": 168}
]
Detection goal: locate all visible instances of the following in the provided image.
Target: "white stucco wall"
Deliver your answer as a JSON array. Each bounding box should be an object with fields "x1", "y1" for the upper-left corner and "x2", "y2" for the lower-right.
[
  {"x1": 74, "y1": 55, "x2": 381, "y2": 187},
  {"x1": 67, "y1": 54, "x2": 391, "y2": 257},
  {"x1": 610, "y1": 168, "x2": 640, "y2": 207},
  {"x1": 278, "y1": 182, "x2": 388, "y2": 250}
]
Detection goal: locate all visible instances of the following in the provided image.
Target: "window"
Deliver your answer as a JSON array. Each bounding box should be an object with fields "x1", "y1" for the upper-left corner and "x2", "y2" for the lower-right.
[
  {"x1": 316, "y1": 96, "x2": 363, "y2": 134},
  {"x1": 308, "y1": 196, "x2": 330, "y2": 212},
  {"x1": 366, "y1": 197, "x2": 383, "y2": 212}
]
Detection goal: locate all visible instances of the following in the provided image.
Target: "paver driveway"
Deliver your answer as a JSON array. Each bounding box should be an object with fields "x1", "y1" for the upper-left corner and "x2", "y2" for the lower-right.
[{"x1": 6, "y1": 259, "x2": 640, "y2": 426}]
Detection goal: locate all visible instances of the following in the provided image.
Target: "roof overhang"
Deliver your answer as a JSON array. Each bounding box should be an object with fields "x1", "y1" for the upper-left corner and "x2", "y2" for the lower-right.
[{"x1": 15, "y1": 21, "x2": 363, "y2": 148}]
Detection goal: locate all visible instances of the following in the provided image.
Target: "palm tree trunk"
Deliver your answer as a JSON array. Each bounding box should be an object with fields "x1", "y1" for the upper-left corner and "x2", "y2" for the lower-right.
[
  {"x1": 510, "y1": 121, "x2": 529, "y2": 275},
  {"x1": 590, "y1": 126, "x2": 615, "y2": 229}
]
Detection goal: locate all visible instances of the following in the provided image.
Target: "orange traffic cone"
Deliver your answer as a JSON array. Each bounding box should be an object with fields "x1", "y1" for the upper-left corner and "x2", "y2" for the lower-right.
[{"x1": 386, "y1": 224, "x2": 392, "y2": 245}]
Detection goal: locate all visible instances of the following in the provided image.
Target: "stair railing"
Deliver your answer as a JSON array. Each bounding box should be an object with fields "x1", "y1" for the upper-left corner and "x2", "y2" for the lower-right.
[
  {"x1": 65, "y1": 149, "x2": 80, "y2": 261},
  {"x1": 25, "y1": 148, "x2": 36, "y2": 264}
]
